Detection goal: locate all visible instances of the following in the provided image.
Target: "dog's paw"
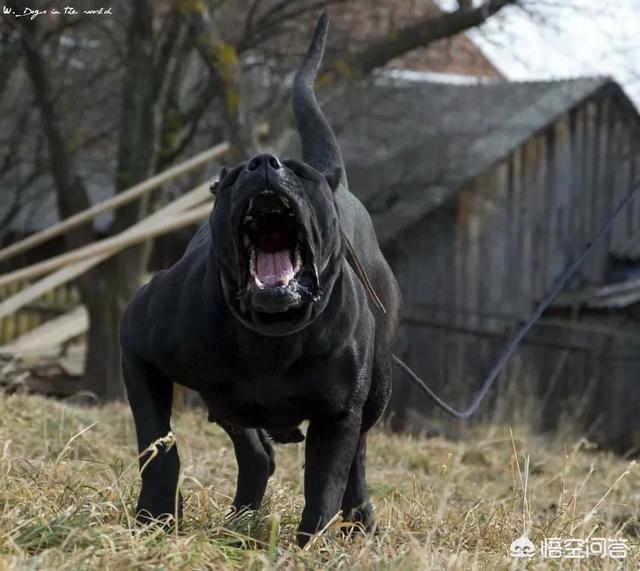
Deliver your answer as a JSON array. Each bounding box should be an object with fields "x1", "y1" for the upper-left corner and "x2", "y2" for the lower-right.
[
  {"x1": 296, "y1": 512, "x2": 338, "y2": 548},
  {"x1": 135, "y1": 493, "x2": 182, "y2": 528},
  {"x1": 135, "y1": 507, "x2": 179, "y2": 529},
  {"x1": 340, "y1": 503, "x2": 376, "y2": 538}
]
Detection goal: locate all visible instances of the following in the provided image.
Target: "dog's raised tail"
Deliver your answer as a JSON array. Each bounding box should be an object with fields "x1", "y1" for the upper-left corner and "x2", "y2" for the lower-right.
[{"x1": 292, "y1": 13, "x2": 345, "y2": 184}]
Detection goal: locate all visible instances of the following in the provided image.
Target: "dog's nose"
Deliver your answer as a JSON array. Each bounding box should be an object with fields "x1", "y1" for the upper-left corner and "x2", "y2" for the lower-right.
[{"x1": 247, "y1": 154, "x2": 282, "y2": 172}]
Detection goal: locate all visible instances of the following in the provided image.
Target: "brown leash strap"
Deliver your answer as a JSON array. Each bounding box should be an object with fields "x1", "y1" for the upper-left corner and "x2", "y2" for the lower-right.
[{"x1": 341, "y1": 230, "x2": 387, "y2": 315}]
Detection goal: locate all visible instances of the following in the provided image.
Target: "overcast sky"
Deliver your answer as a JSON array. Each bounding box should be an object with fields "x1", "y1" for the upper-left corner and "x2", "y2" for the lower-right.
[{"x1": 439, "y1": 0, "x2": 640, "y2": 106}]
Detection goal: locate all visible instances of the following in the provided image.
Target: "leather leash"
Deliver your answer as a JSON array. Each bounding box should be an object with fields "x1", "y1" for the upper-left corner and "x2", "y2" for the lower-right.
[{"x1": 341, "y1": 230, "x2": 387, "y2": 315}]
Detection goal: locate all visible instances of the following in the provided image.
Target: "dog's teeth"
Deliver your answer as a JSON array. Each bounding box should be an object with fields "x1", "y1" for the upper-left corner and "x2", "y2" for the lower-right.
[
  {"x1": 249, "y1": 246, "x2": 258, "y2": 278},
  {"x1": 248, "y1": 246, "x2": 264, "y2": 288},
  {"x1": 295, "y1": 246, "x2": 302, "y2": 272},
  {"x1": 247, "y1": 199, "x2": 253, "y2": 214},
  {"x1": 280, "y1": 196, "x2": 290, "y2": 208}
]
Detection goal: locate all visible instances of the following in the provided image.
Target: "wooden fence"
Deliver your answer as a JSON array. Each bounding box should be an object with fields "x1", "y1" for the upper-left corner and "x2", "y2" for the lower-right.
[{"x1": 0, "y1": 282, "x2": 81, "y2": 345}]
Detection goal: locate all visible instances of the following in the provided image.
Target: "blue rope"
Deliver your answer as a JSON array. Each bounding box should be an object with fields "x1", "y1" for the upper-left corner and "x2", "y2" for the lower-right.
[{"x1": 394, "y1": 178, "x2": 640, "y2": 419}]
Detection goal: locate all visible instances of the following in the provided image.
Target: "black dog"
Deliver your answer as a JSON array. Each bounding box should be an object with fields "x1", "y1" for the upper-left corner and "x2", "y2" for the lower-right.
[{"x1": 119, "y1": 14, "x2": 400, "y2": 547}]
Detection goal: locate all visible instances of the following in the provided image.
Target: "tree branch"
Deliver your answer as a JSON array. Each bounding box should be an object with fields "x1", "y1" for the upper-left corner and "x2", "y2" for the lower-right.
[
  {"x1": 0, "y1": 165, "x2": 46, "y2": 245},
  {"x1": 9, "y1": 5, "x2": 93, "y2": 250},
  {"x1": 187, "y1": 6, "x2": 257, "y2": 163},
  {"x1": 156, "y1": 22, "x2": 207, "y2": 170},
  {"x1": 112, "y1": 0, "x2": 157, "y2": 234},
  {"x1": 0, "y1": 29, "x2": 20, "y2": 98},
  {"x1": 343, "y1": 0, "x2": 519, "y2": 77},
  {"x1": 153, "y1": 5, "x2": 185, "y2": 93},
  {"x1": 0, "y1": 105, "x2": 30, "y2": 180},
  {"x1": 157, "y1": 74, "x2": 220, "y2": 168}
]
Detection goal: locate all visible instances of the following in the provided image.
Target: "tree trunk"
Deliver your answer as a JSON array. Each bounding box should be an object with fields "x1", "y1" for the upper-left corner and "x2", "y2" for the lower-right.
[
  {"x1": 82, "y1": 258, "x2": 142, "y2": 401},
  {"x1": 189, "y1": 8, "x2": 257, "y2": 163},
  {"x1": 83, "y1": 264, "x2": 125, "y2": 401},
  {"x1": 10, "y1": 7, "x2": 119, "y2": 398},
  {"x1": 81, "y1": 0, "x2": 158, "y2": 401},
  {"x1": 215, "y1": 42, "x2": 258, "y2": 163},
  {"x1": 81, "y1": 228, "x2": 154, "y2": 401}
]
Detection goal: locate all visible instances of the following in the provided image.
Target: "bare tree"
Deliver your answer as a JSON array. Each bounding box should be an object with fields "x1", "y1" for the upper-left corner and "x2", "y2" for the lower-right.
[{"x1": 2, "y1": 0, "x2": 523, "y2": 400}]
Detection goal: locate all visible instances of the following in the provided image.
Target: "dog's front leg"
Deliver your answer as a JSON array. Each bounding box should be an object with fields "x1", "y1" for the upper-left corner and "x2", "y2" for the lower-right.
[
  {"x1": 123, "y1": 354, "x2": 182, "y2": 525},
  {"x1": 297, "y1": 412, "x2": 362, "y2": 547}
]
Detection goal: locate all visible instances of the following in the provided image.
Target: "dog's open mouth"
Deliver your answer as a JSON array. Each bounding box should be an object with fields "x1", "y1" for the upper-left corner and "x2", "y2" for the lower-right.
[
  {"x1": 242, "y1": 190, "x2": 306, "y2": 291},
  {"x1": 235, "y1": 188, "x2": 321, "y2": 321}
]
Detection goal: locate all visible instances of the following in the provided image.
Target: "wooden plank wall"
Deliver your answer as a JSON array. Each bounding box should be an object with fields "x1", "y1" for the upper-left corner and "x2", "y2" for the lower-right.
[
  {"x1": 0, "y1": 282, "x2": 81, "y2": 344},
  {"x1": 454, "y1": 93, "x2": 640, "y2": 327},
  {"x1": 390, "y1": 91, "x2": 640, "y2": 445}
]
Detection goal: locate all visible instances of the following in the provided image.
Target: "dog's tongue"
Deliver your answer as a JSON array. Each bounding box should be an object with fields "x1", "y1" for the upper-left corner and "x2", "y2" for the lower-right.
[{"x1": 256, "y1": 249, "x2": 294, "y2": 286}]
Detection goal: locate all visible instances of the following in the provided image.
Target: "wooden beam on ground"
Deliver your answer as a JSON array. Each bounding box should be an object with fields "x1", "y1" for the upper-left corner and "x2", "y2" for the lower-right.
[
  {"x1": 0, "y1": 305, "x2": 88, "y2": 356},
  {"x1": 0, "y1": 257, "x2": 107, "y2": 320},
  {"x1": 0, "y1": 203, "x2": 211, "y2": 288},
  {"x1": 1, "y1": 374, "x2": 83, "y2": 397},
  {"x1": 0, "y1": 185, "x2": 210, "y2": 319},
  {"x1": 0, "y1": 185, "x2": 211, "y2": 289},
  {"x1": 0, "y1": 142, "x2": 228, "y2": 264}
]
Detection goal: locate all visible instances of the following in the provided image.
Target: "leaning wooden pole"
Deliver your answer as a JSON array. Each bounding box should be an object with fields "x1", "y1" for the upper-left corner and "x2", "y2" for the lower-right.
[
  {"x1": 0, "y1": 184, "x2": 210, "y2": 319},
  {"x1": 0, "y1": 203, "x2": 211, "y2": 289},
  {"x1": 0, "y1": 142, "x2": 228, "y2": 264}
]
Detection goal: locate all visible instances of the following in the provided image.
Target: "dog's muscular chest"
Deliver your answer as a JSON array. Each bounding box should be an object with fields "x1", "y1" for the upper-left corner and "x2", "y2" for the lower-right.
[
  {"x1": 176, "y1": 332, "x2": 354, "y2": 428},
  {"x1": 170, "y1": 326, "x2": 342, "y2": 426}
]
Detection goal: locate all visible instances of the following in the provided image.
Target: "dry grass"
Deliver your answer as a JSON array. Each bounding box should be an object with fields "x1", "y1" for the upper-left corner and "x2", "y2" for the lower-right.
[{"x1": 0, "y1": 391, "x2": 638, "y2": 570}]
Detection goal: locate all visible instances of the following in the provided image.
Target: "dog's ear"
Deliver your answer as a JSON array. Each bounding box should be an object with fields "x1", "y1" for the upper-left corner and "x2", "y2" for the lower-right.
[
  {"x1": 324, "y1": 167, "x2": 342, "y2": 192},
  {"x1": 209, "y1": 166, "x2": 229, "y2": 196}
]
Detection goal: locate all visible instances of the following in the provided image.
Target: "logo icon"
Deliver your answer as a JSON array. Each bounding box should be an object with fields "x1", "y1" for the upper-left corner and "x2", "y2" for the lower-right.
[{"x1": 510, "y1": 534, "x2": 536, "y2": 558}]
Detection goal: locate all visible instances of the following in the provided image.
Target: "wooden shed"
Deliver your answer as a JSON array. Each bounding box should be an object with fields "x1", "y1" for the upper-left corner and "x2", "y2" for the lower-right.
[{"x1": 327, "y1": 75, "x2": 640, "y2": 451}]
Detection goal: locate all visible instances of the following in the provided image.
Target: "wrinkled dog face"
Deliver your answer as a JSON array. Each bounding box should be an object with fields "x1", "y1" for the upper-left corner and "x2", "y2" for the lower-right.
[{"x1": 209, "y1": 153, "x2": 341, "y2": 335}]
